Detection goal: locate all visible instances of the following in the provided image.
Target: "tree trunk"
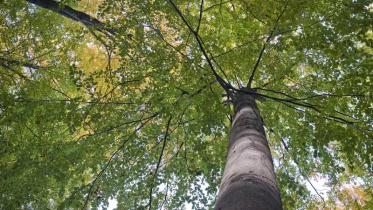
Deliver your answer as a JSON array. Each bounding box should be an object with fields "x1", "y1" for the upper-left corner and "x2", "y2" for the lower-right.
[{"x1": 215, "y1": 90, "x2": 282, "y2": 210}]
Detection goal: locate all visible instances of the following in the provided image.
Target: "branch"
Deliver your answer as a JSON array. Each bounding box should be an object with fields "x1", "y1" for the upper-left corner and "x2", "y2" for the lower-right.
[
  {"x1": 255, "y1": 87, "x2": 302, "y2": 101},
  {"x1": 294, "y1": 93, "x2": 366, "y2": 101},
  {"x1": 280, "y1": 138, "x2": 326, "y2": 207},
  {"x1": 277, "y1": 13, "x2": 336, "y2": 36},
  {"x1": 237, "y1": 88, "x2": 372, "y2": 136},
  {"x1": 277, "y1": 99, "x2": 372, "y2": 138},
  {"x1": 82, "y1": 114, "x2": 157, "y2": 209},
  {"x1": 0, "y1": 57, "x2": 43, "y2": 69},
  {"x1": 212, "y1": 35, "x2": 265, "y2": 60},
  {"x1": 247, "y1": 1, "x2": 288, "y2": 88},
  {"x1": 26, "y1": 0, "x2": 115, "y2": 35},
  {"x1": 255, "y1": 88, "x2": 371, "y2": 125},
  {"x1": 148, "y1": 116, "x2": 172, "y2": 210},
  {"x1": 196, "y1": 0, "x2": 204, "y2": 33},
  {"x1": 167, "y1": 0, "x2": 232, "y2": 91},
  {"x1": 76, "y1": 114, "x2": 157, "y2": 142},
  {"x1": 14, "y1": 98, "x2": 134, "y2": 105},
  {"x1": 0, "y1": 62, "x2": 29, "y2": 80},
  {"x1": 145, "y1": 23, "x2": 207, "y2": 72},
  {"x1": 203, "y1": 0, "x2": 232, "y2": 12}
]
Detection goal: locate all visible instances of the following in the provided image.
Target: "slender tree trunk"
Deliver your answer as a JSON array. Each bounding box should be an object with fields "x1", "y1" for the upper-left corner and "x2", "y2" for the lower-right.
[{"x1": 215, "y1": 90, "x2": 282, "y2": 210}]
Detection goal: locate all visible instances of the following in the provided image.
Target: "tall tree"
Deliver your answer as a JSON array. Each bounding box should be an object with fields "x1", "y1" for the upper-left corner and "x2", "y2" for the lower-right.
[{"x1": 0, "y1": 0, "x2": 371, "y2": 209}]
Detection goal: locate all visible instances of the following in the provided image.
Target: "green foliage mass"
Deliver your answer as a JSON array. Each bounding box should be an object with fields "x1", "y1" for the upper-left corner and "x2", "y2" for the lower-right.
[{"x1": 0, "y1": 0, "x2": 372, "y2": 209}]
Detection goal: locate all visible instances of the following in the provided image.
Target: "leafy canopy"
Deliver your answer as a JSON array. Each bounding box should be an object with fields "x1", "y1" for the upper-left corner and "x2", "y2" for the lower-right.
[{"x1": 0, "y1": 0, "x2": 372, "y2": 209}]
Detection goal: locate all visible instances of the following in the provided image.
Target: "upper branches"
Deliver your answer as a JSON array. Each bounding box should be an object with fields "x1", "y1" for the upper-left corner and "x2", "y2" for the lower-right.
[
  {"x1": 167, "y1": 0, "x2": 232, "y2": 92},
  {"x1": 247, "y1": 0, "x2": 288, "y2": 88}
]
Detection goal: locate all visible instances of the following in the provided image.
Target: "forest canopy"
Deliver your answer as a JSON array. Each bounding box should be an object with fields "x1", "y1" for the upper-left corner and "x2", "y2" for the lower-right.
[{"x1": 0, "y1": 0, "x2": 372, "y2": 209}]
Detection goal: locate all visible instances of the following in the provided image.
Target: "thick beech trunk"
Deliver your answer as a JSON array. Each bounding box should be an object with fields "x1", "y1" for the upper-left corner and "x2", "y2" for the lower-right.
[{"x1": 215, "y1": 91, "x2": 282, "y2": 210}]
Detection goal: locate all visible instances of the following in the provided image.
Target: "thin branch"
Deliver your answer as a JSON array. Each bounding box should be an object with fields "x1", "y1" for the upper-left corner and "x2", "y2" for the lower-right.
[
  {"x1": 255, "y1": 87, "x2": 302, "y2": 101},
  {"x1": 196, "y1": 0, "x2": 204, "y2": 33},
  {"x1": 148, "y1": 116, "x2": 172, "y2": 210},
  {"x1": 247, "y1": 0, "x2": 288, "y2": 88},
  {"x1": 280, "y1": 138, "x2": 326, "y2": 207},
  {"x1": 190, "y1": 80, "x2": 217, "y2": 97},
  {"x1": 167, "y1": 0, "x2": 232, "y2": 91},
  {"x1": 212, "y1": 35, "x2": 265, "y2": 59},
  {"x1": 160, "y1": 182, "x2": 170, "y2": 210},
  {"x1": 203, "y1": 0, "x2": 232, "y2": 12},
  {"x1": 259, "y1": 61, "x2": 299, "y2": 88},
  {"x1": 277, "y1": 13, "x2": 336, "y2": 36},
  {"x1": 236, "y1": 88, "x2": 372, "y2": 136},
  {"x1": 277, "y1": 99, "x2": 372, "y2": 138},
  {"x1": 0, "y1": 62, "x2": 29, "y2": 80},
  {"x1": 13, "y1": 98, "x2": 134, "y2": 105},
  {"x1": 247, "y1": 29, "x2": 274, "y2": 88},
  {"x1": 82, "y1": 114, "x2": 157, "y2": 209},
  {"x1": 255, "y1": 88, "x2": 371, "y2": 125},
  {"x1": 75, "y1": 114, "x2": 156, "y2": 142},
  {"x1": 0, "y1": 57, "x2": 43, "y2": 70},
  {"x1": 145, "y1": 22, "x2": 210, "y2": 75},
  {"x1": 294, "y1": 93, "x2": 366, "y2": 101}
]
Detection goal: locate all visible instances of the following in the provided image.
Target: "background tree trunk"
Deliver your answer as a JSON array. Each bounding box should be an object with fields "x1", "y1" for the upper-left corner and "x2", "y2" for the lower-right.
[{"x1": 215, "y1": 90, "x2": 282, "y2": 210}]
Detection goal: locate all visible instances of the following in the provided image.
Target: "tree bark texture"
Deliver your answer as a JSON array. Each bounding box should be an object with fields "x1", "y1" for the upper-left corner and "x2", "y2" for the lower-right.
[
  {"x1": 215, "y1": 91, "x2": 282, "y2": 210},
  {"x1": 26, "y1": 0, "x2": 115, "y2": 35}
]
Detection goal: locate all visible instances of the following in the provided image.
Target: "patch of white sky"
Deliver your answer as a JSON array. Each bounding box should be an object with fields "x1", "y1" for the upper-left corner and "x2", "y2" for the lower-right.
[{"x1": 107, "y1": 198, "x2": 118, "y2": 210}]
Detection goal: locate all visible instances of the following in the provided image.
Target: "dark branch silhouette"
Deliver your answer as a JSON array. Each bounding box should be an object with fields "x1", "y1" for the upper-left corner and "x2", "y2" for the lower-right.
[
  {"x1": 0, "y1": 57, "x2": 42, "y2": 69},
  {"x1": 167, "y1": 0, "x2": 232, "y2": 91},
  {"x1": 196, "y1": 0, "x2": 204, "y2": 33},
  {"x1": 26, "y1": 0, "x2": 115, "y2": 35},
  {"x1": 148, "y1": 116, "x2": 172, "y2": 210}
]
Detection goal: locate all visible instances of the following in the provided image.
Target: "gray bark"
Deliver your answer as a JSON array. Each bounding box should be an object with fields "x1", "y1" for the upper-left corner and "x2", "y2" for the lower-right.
[{"x1": 215, "y1": 90, "x2": 282, "y2": 210}]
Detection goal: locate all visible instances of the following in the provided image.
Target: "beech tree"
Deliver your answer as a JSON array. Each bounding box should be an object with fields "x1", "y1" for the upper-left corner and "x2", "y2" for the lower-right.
[{"x1": 0, "y1": 0, "x2": 372, "y2": 209}]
